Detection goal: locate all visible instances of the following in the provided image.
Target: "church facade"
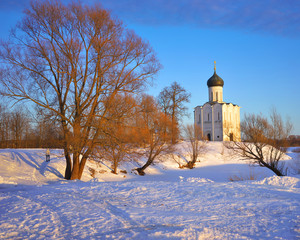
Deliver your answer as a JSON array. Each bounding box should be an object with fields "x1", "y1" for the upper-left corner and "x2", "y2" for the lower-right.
[{"x1": 194, "y1": 63, "x2": 241, "y2": 141}]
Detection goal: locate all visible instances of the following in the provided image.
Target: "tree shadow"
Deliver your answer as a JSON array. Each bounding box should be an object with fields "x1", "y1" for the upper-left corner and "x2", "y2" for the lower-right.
[{"x1": 12, "y1": 150, "x2": 63, "y2": 179}]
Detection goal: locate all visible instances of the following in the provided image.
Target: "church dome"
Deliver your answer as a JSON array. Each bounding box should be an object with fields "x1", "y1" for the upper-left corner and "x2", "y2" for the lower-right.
[{"x1": 207, "y1": 70, "x2": 224, "y2": 87}]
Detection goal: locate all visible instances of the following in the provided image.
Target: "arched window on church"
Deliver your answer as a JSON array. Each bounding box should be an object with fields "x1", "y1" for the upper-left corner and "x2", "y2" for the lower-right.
[
  {"x1": 216, "y1": 92, "x2": 218, "y2": 101},
  {"x1": 218, "y1": 112, "x2": 220, "y2": 120},
  {"x1": 208, "y1": 113, "x2": 210, "y2": 121}
]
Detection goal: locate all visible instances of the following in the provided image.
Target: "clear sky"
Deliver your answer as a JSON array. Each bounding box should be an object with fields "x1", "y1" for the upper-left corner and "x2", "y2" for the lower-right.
[{"x1": 0, "y1": 0, "x2": 300, "y2": 134}]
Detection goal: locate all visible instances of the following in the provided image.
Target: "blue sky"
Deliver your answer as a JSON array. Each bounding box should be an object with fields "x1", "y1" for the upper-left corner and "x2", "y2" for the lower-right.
[{"x1": 0, "y1": 0, "x2": 300, "y2": 134}]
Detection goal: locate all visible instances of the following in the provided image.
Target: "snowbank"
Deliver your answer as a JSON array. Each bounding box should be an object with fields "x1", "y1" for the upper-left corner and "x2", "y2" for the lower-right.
[
  {"x1": 0, "y1": 143, "x2": 299, "y2": 239},
  {"x1": 0, "y1": 142, "x2": 297, "y2": 185},
  {"x1": 254, "y1": 176, "x2": 300, "y2": 188},
  {"x1": 180, "y1": 176, "x2": 214, "y2": 183}
]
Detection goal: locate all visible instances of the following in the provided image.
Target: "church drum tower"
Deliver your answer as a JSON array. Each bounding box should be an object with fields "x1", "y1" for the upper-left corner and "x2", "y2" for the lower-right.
[{"x1": 194, "y1": 62, "x2": 241, "y2": 141}]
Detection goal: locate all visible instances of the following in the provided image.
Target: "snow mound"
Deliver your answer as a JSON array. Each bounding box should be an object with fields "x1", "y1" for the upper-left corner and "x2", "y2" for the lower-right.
[
  {"x1": 0, "y1": 176, "x2": 16, "y2": 185},
  {"x1": 254, "y1": 176, "x2": 300, "y2": 188},
  {"x1": 179, "y1": 176, "x2": 214, "y2": 183},
  {"x1": 152, "y1": 226, "x2": 247, "y2": 239}
]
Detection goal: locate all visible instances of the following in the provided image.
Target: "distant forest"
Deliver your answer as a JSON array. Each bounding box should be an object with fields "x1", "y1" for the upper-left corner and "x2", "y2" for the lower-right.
[
  {"x1": 1, "y1": 105, "x2": 300, "y2": 149},
  {"x1": 0, "y1": 105, "x2": 63, "y2": 149}
]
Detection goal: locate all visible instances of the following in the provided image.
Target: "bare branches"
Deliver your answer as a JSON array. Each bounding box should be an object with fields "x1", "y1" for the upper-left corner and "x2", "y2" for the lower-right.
[
  {"x1": 183, "y1": 124, "x2": 207, "y2": 169},
  {"x1": 0, "y1": 1, "x2": 160, "y2": 179},
  {"x1": 135, "y1": 95, "x2": 174, "y2": 175},
  {"x1": 158, "y1": 82, "x2": 191, "y2": 143},
  {"x1": 225, "y1": 110, "x2": 292, "y2": 176}
]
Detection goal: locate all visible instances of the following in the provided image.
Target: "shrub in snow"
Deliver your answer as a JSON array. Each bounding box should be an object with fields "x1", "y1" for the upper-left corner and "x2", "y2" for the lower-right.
[{"x1": 224, "y1": 110, "x2": 292, "y2": 176}]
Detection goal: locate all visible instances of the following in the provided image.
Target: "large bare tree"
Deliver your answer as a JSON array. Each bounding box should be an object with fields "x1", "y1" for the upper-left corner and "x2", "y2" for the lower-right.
[
  {"x1": 0, "y1": 0, "x2": 160, "y2": 179},
  {"x1": 224, "y1": 109, "x2": 292, "y2": 176},
  {"x1": 158, "y1": 82, "x2": 190, "y2": 143}
]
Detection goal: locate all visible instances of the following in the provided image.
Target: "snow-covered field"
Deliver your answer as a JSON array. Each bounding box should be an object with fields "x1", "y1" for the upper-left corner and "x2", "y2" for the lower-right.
[{"x1": 0, "y1": 142, "x2": 299, "y2": 239}]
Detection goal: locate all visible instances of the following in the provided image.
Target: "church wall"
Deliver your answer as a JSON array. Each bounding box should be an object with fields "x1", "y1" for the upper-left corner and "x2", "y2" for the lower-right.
[
  {"x1": 222, "y1": 104, "x2": 241, "y2": 141},
  {"x1": 194, "y1": 106, "x2": 201, "y2": 126},
  {"x1": 194, "y1": 103, "x2": 224, "y2": 141},
  {"x1": 202, "y1": 104, "x2": 212, "y2": 140},
  {"x1": 213, "y1": 104, "x2": 223, "y2": 141},
  {"x1": 195, "y1": 103, "x2": 240, "y2": 141}
]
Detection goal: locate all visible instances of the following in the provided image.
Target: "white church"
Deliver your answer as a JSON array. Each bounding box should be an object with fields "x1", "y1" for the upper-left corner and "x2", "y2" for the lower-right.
[{"x1": 194, "y1": 62, "x2": 241, "y2": 141}]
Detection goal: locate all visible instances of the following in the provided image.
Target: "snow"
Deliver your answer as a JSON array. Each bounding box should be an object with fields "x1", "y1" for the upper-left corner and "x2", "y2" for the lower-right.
[
  {"x1": 254, "y1": 176, "x2": 300, "y2": 188},
  {"x1": 0, "y1": 142, "x2": 299, "y2": 239}
]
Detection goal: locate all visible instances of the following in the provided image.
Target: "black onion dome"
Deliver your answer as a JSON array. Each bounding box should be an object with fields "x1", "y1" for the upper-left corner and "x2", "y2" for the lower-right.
[{"x1": 207, "y1": 70, "x2": 224, "y2": 87}]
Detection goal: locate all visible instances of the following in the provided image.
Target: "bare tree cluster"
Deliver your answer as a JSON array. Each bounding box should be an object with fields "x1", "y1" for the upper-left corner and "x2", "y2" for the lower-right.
[
  {"x1": 0, "y1": 105, "x2": 32, "y2": 148},
  {"x1": 225, "y1": 109, "x2": 292, "y2": 176},
  {"x1": 158, "y1": 82, "x2": 191, "y2": 143},
  {"x1": 0, "y1": 103, "x2": 63, "y2": 148},
  {"x1": 1, "y1": 1, "x2": 291, "y2": 181},
  {"x1": 0, "y1": 104, "x2": 12, "y2": 148},
  {"x1": 34, "y1": 107, "x2": 64, "y2": 148},
  {"x1": 0, "y1": 1, "x2": 160, "y2": 180},
  {"x1": 91, "y1": 94, "x2": 174, "y2": 175},
  {"x1": 134, "y1": 95, "x2": 174, "y2": 175},
  {"x1": 93, "y1": 94, "x2": 138, "y2": 174}
]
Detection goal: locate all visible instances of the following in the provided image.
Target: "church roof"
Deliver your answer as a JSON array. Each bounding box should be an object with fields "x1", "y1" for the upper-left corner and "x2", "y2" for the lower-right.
[
  {"x1": 207, "y1": 70, "x2": 224, "y2": 87},
  {"x1": 195, "y1": 102, "x2": 240, "y2": 108}
]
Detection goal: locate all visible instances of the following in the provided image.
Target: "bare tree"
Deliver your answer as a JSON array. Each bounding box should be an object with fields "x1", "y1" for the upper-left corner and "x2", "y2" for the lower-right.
[
  {"x1": 98, "y1": 123, "x2": 137, "y2": 174},
  {"x1": 0, "y1": 1, "x2": 160, "y2": 179},
  {"x1": 224, "y1": 109, "x2": 292, "y2": 176},
  {"x1": 10, "y1": 108, "x2": 31, "y2": 148},
  {"x1": 0, "y1": 104, "x2": 33, "y2": 148},
  {"x1": 183, "y1": 124, "x2": 207, "y2": 169},
  {"x1": 34, "y1": 108, "x2": 63, "y2": 148},
  {"x1": 95, "y1": 94, "x2": 137, "y2": 174},
  {"x1": 158, "y1": 82, "x2": 191, "y2": 143},
  {"x1": 135, "y1": 95, "x2": 173, "y2": 175},
  {"x1": 0, "y1": 104, "x2": 10, "y2": 148}
]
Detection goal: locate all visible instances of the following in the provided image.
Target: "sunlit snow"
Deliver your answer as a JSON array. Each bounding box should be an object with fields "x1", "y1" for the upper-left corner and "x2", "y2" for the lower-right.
[{"x1": 0, "y1": 142, "x2": 299, "y2": 239}]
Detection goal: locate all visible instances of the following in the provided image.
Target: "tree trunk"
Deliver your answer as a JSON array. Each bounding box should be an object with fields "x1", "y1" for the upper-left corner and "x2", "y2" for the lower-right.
[
  {"x1": 136, "y1": 156, "x2": 154, "y2": 175},
  {"x1": 64, "y1": 151, "x2": 72, "y2": 180},
  {"x1": 171, "y1": 114, "x2": 176, "y2": 144},
  {"x1": 259, "y1": 159, "x2": 284, "y2": 176},
  {"x1": 266, "y1": 164, "x2": 284, "y2": 176},
  {"x1": 185, "y1": 160, "x2": 195, "y2": 169},
  {"x1": 70, "y1": 153, "x2": 80, "y2": 180},
  {"x1": 112, "y1": 166, "x2": 117, "y2": 174},
  {"x1": 77, "y1": 148, "x2": 93, "y2": 180}
]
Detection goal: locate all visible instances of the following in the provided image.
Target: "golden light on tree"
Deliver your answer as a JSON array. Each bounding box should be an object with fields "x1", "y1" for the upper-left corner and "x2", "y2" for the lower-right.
[
  {"x1": 0, "y1": 0, "x2": 161, "y2": 179},
  {"x1": 135, "y1": 94, "x2": 174, "y2": 175}
]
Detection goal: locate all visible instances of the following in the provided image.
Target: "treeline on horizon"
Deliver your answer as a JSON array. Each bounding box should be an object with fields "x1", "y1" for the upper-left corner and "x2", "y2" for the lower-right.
[
  {"x1": 0, "y1": 104, "x2": 63, "y2": 149},
  {"x1": 0, "y1": 80, "x2": 191, "y2": 150},
  {"x1": 1, "y1": 104, "x2": 299, "y2": 149}
]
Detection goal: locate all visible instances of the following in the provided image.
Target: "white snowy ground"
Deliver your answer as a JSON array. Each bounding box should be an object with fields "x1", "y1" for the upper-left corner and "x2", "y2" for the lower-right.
[{"x1": 0, "y1": 142, "x2": 299, "y2": 239}]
